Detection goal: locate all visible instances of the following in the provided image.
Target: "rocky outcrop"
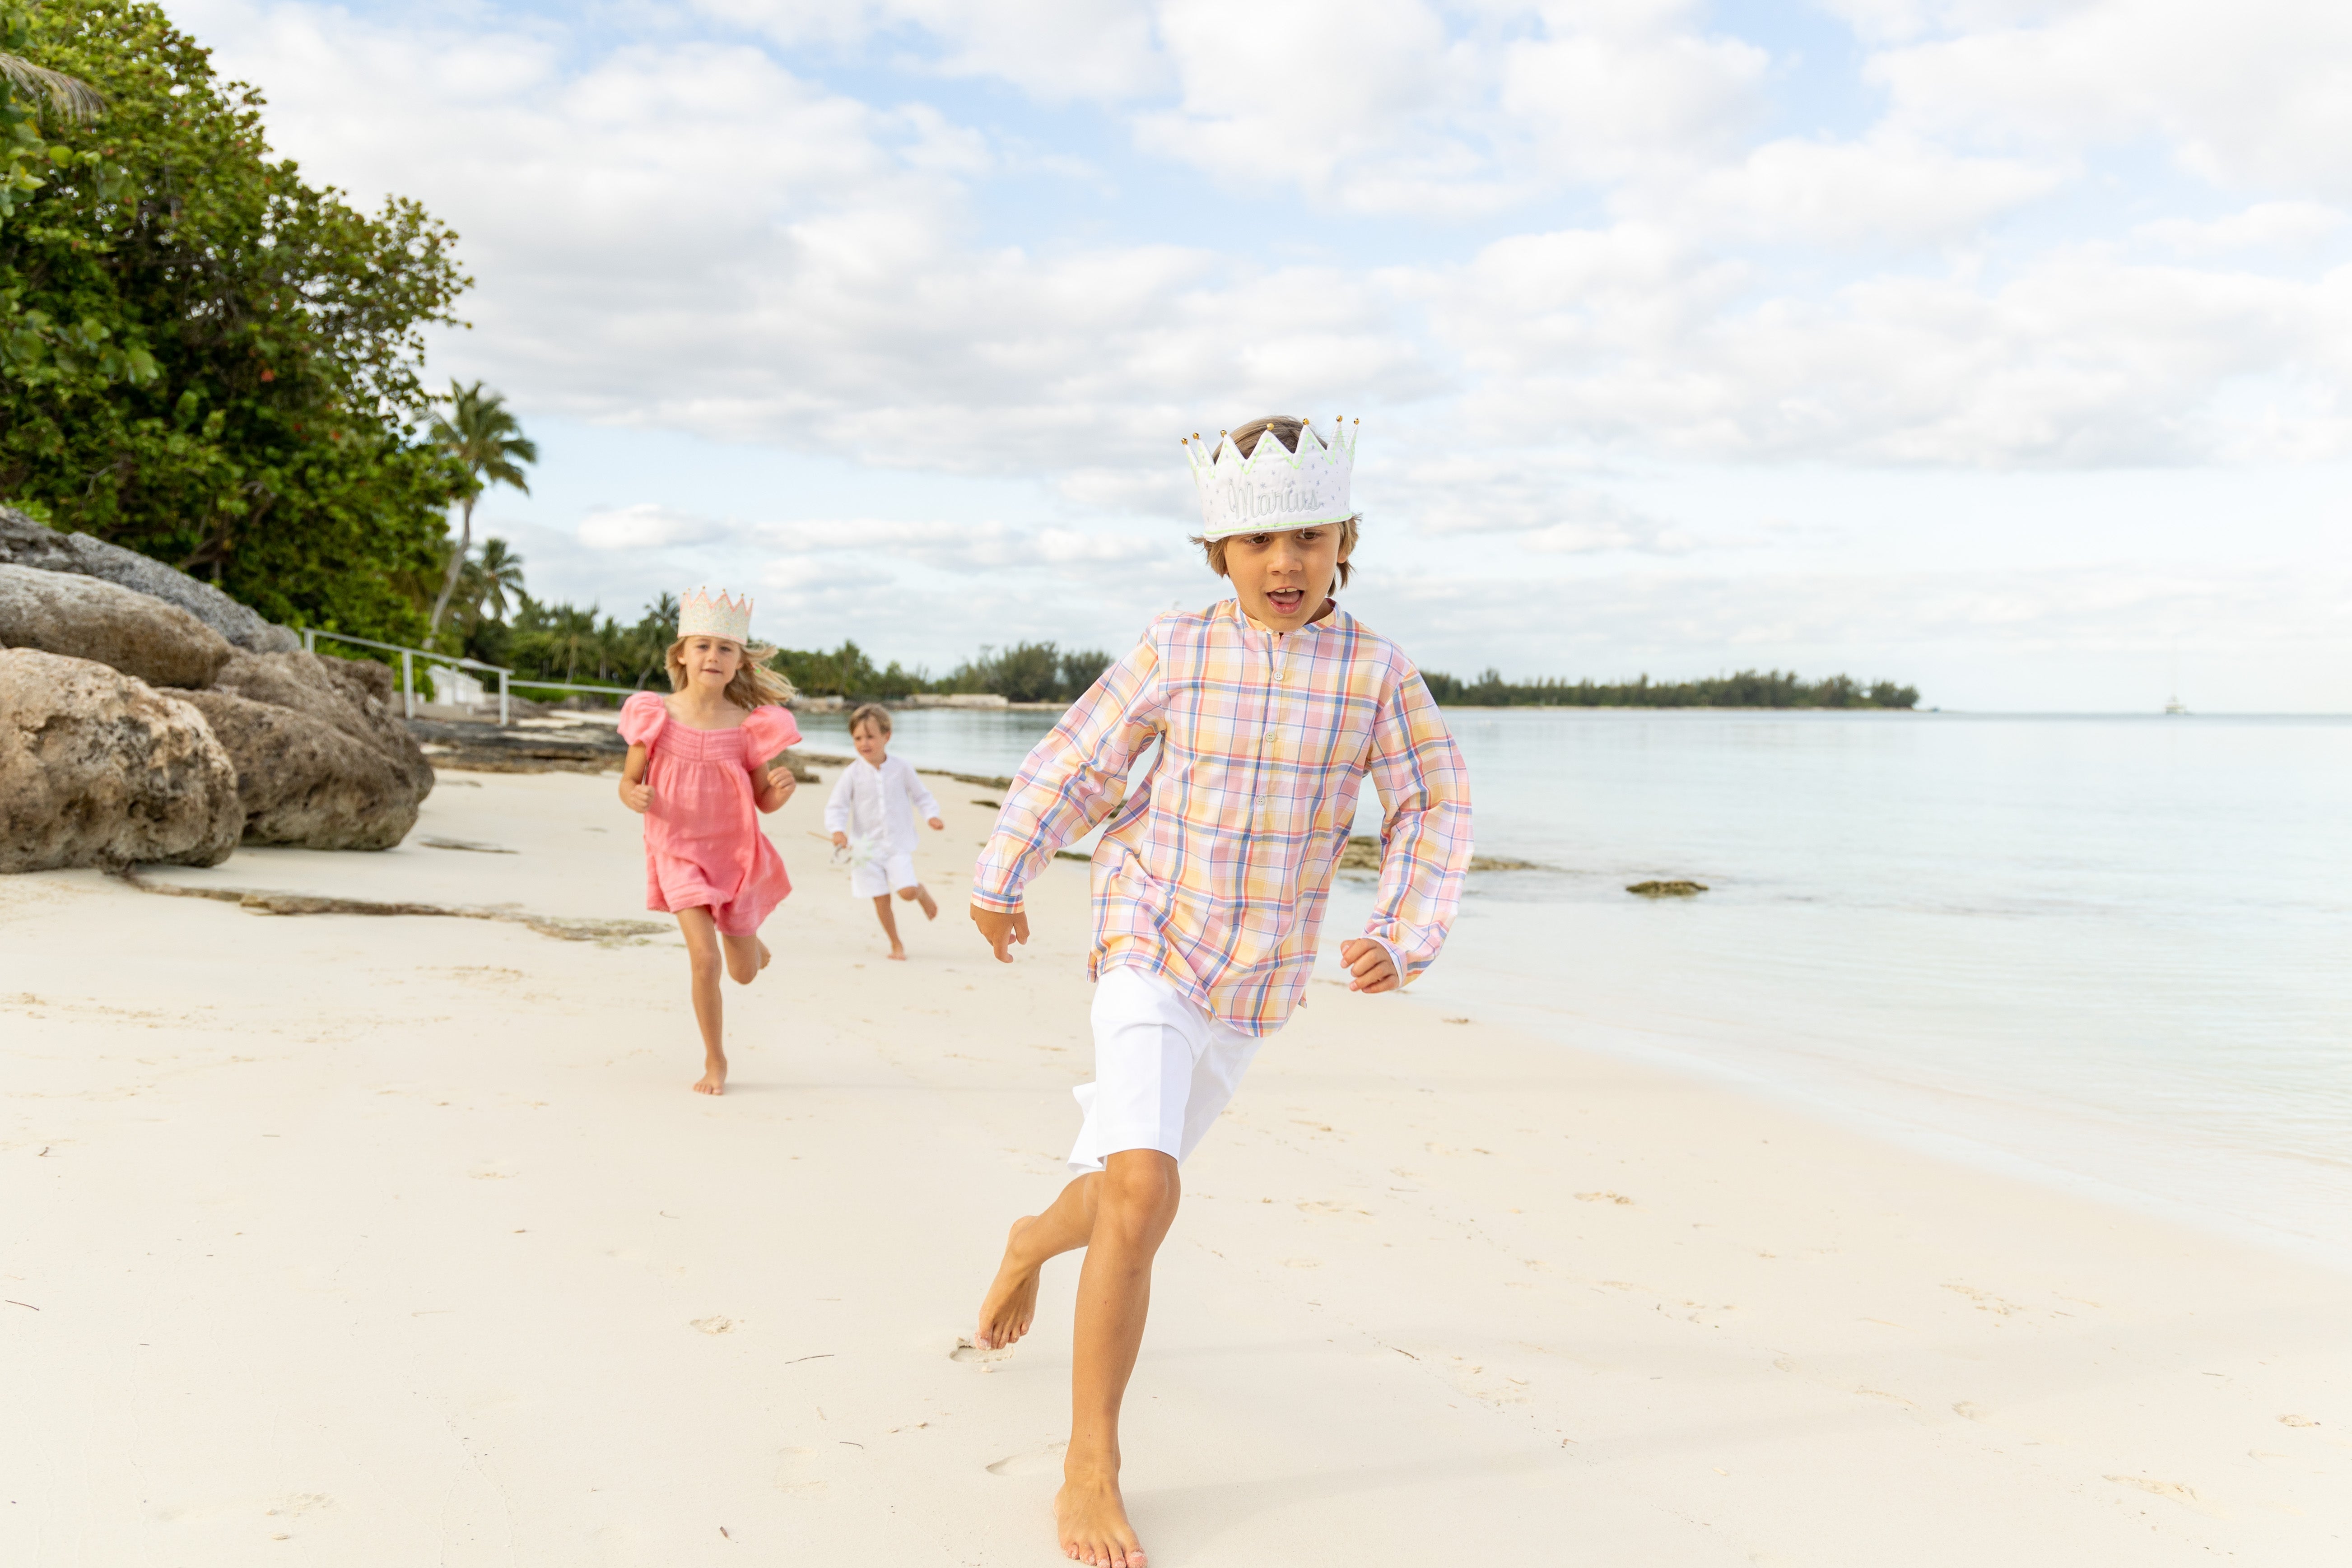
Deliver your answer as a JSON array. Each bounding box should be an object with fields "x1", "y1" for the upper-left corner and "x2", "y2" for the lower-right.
[
  {"x1": 0, "y1": 563, "x2": 234, "y2": 689},
  {"x1": 0, "y1": 506, "x2": 301, "y2": 654},
  {"x1": 1626, "y1": 879, "x2": 1708, "y2": 897},
  {"x1": 0, "y1": 649, "x2": 242, "y2": 872},
  {"x1": 182, "y1": 649, "x2": 434, "y2": 847},
  {"x1": 209, "y1": 649, "x2": 436, "y2": 797},
  {"x1": 176, "y1": 688, "x2": 426, "y2": 850}
]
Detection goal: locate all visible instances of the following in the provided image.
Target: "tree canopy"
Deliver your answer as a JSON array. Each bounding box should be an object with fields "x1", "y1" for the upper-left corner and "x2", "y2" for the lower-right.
[{"x1": 0, "y1": 0, "x2": 469, "y2": 642}]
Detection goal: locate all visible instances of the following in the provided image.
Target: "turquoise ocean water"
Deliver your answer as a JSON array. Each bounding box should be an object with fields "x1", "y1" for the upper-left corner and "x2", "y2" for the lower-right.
[{"x1": 798, "y1": 707, "x2": 2352, "y2": 1270}]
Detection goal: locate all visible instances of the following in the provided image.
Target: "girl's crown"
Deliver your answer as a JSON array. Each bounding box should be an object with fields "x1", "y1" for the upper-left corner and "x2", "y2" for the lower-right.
[
  {"x1": 1182, "y1": 418, "x2": 1358, "y2": 540},
  {"x1": 677, "y1": 586, "x2": 752, "y2": 643}
]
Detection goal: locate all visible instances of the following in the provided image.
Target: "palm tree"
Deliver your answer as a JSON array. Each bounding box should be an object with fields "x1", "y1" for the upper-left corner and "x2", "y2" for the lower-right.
[
  {"x1": 459, "y1": 536, "x2": 526, "y2": 625},
  {"x1": 427, "y1": 381, "x2": 537, "y2": 638},
  {"x1": 1, "y1": 40, "x2": 107, "y2": 124}
]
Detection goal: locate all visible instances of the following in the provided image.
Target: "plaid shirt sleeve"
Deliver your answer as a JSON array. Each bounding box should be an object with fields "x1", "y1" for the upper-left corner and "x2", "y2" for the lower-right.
[
  {"x1": 970, "y1": 634, "x2": 1166, "y2": 912},
  {"x1": 1360, "y1": 665, "x2": 1472, "y2": 985}
]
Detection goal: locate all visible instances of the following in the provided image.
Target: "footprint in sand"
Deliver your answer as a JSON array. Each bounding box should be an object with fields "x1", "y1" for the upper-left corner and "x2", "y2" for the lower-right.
[
  {"x1": 1574, "y1": 1191, "x2": 1635, "y2": 1205},
  {"x1": 691, "y1": 1316, "x2": 736, "y2": 1335},
  {"x1": 986, "y1": 1441, "x2": 1067, "y2": 1477},
  {"x1": 950, "y1": 1337, "x2": 1013, "y2": 1367},
  {"x1": 2104, "y1": 1475, "x2": 2208, "y2": 1512}
]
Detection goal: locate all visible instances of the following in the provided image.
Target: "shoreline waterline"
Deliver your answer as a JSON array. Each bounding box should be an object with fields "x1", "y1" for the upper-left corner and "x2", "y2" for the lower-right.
[{"x1": 802, "y1": 705, "x2": 2352, "y2": 1273}]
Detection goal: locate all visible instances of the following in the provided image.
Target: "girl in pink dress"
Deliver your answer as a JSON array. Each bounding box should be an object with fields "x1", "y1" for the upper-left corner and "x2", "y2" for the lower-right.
[{"x1": 616, "y1": 589, "x2": 803, "y2": 1095}]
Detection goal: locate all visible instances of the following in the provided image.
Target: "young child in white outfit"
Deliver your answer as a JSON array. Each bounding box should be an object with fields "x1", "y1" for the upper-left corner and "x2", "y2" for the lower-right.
[{"x1": 824, "y1": 703, "x2": 945, "y2": 960}]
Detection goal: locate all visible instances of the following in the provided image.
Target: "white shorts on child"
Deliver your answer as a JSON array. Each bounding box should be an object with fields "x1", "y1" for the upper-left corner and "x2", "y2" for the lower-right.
[
  {"x1": 850, "y1": 850, "x2": 918, "y2": 898},
  {"x1": 1067, "y1": 966, "x2": 1264, "y2": 1173}
]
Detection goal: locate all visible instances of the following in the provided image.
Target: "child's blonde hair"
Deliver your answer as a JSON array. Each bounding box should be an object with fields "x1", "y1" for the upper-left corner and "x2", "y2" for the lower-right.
[
  {"x1": 848, "y1": 702, "x2": 892, "y2": 735},
  {"x1": 664, "y1": 638, "x2": 797, "y2": 710},
  {"x1": 1189, "y1": 414, "x2": 1360, "y2": 587}
]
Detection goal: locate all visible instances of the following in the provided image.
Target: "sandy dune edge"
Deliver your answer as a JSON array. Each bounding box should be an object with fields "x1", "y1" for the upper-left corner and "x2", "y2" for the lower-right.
[{"x1": 4, "y1": 767, "x2": 2347, "y2": 1564}]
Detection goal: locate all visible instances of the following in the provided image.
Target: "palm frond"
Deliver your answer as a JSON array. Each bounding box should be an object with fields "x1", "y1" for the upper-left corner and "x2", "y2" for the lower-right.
[{"x1": 0, "y1": 51, "x2": 106, "y2": 123}]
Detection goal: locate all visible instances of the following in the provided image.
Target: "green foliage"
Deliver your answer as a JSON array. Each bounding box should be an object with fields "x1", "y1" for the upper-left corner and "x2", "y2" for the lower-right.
[
  {"x1": 1417, "y1": 667, "x2": 1922, "y2": 709},
  {"x1": 934, "y1": 641, "x2": 1113, "y2": 703},
  {"x1": 425, "y1": 379, "x2": 534, "y2": 636},
  {"x1": 0, "y1": 0, "x2": 469, "y2": 643}
]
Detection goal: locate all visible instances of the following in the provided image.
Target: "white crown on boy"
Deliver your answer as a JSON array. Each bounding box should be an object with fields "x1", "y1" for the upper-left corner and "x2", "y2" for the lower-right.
[
  {"x1": 1183, "y1": 418, "x2": 1358, "y2": 541},
  {"x1": 677, "y1": 586, "x2": 752, "y2": 644}
]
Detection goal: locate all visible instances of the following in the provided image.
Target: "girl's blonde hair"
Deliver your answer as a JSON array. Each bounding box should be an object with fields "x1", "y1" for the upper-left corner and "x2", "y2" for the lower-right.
[{"x1": 665, "y1": 638, "x2": 797, "y2": 709}]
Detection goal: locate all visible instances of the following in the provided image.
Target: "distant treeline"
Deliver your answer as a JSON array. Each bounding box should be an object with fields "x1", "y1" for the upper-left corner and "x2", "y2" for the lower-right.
[{"x1": 1420, "y1": 668, "x2": 1920, "y2": 709}]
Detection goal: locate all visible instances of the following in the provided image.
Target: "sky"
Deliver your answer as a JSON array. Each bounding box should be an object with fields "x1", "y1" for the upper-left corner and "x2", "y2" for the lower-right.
[{"x1": 174, "y1": 0, "x2": 2352, "y2": 711}]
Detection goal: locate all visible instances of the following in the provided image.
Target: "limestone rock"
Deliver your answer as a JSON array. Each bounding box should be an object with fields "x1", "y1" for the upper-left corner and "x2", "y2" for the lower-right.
[
  {"x1": 0, "y1": 648, "x2": 241, "y2": 871},
  {"x1": 1626, "y1": 879, "x2": 1708, "y2": 897},
  {"x1": 177, "y1": 689, "x2": 423, "y2": 850},
  {"x1": 0, "y1": 506, "x2": 301, "y2": 653},
  {"x1": 210, "y1": 648, "x2": 437, "y2": 800},
  {"x1": 0, "y1": 563, "x2": 234, "y2": 689}
]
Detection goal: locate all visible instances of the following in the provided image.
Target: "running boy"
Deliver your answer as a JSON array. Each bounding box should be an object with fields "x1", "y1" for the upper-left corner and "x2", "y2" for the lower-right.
[
  {"x1": 824, "y1": 703, "x2": 946, "y2": 960},
  {"x1": 965, "y1": 415, "x2": 1470, "y2": 1567}
]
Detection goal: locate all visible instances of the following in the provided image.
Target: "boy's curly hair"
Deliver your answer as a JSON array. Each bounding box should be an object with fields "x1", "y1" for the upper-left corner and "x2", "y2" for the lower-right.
[{"x1": 1188, "y1": 414, "x2": 1359, "y2": 587}]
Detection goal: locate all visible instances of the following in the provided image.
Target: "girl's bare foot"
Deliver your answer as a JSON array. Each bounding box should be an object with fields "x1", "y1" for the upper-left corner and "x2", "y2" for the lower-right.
[
  {"x1": 1056, "y1": 1469, "x2": 1145, "y2": 1567},
  {"x1": 974, "y1": 1216, "x2": 1042, "y2": 1349},
  {"x1": 887, "y1": 946, "x2": 908, "y2": 962},
  {"x1": 694, "y1": 1056, "x2": 727, "y2": 1095}
]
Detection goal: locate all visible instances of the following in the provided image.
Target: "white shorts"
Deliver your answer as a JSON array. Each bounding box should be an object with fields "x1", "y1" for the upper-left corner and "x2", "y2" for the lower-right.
[
  {"x1": 1067, "y1": 967, "x2": 1264, "y2": 1173},
  {"x1": 850, "y1": 851, "x2": 918, "y2": 898}
]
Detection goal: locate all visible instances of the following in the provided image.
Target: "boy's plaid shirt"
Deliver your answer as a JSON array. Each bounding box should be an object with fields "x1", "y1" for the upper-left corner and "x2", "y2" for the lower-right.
[{"x1": 972, "y1": 599, "x2": 1471, "y2": 1036}]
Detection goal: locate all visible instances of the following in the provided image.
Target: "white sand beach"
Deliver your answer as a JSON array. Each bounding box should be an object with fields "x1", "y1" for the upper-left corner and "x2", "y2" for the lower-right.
[{"x1": 5, "y1": 764, "x2": 2348, "y2": 1565}]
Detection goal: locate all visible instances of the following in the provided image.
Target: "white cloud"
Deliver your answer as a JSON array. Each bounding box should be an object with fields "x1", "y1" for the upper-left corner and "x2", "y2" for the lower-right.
[
  {"x1": 2138, "y1": 202, "x2": 2350, "y2": 257},
  {"x1": 578, "y1": 504, "x2": 731, "y2": 550},
  {"x1": 1654, "y1": 134, "x2": 2065, "y2": 247}
]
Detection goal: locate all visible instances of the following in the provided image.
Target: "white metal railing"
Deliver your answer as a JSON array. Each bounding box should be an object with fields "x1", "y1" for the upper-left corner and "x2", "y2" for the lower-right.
[{"x1": 298, "y1": 628, "x2": 646, "y2": 726}]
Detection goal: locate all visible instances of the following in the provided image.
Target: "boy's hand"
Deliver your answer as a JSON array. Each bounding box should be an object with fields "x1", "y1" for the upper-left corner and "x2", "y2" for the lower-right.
[
  {"x1": 928, "y1": 816, "x2": 945, "y2": 831},
  {"x1": 971, "y1": 903, "x2": 1029, "y2": 963},
  {"x1": 1339, "y1": 938, "x2": 1399, "y2": 994},
  {"x1": 830, "y1": 831, "x2": 849, "y2": 849},
  {"x1": 619, "y1": 777, "x2": 652, "y2": 814}
]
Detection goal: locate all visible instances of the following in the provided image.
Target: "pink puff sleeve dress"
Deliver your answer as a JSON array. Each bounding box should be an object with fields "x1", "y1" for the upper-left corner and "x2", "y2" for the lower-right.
[{"x1": 619, "y1": 693, "x2": 803, "y2": 936}]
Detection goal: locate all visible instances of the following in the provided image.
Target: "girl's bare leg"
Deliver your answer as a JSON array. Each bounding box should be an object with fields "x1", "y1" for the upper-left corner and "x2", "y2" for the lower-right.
[
  {"x1": 872, "y1": 893, "x2": 905, "y2": 960},
  {"x1": 676, "y1": 908, "x2": 728, "y2": 1094},
  {"x1": 721, "y1": 931, "x2": 765, "y2": 984},
  {"x1": 1056, "y1": 1149, "x2": 1178, "y2": 1568}
]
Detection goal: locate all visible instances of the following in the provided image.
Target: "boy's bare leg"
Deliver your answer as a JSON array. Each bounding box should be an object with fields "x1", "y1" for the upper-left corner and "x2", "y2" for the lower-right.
[
  {"x1": 975, "y1": 1171, "x2": 1100, "y2": 1349},
  {"x1": 899, "y1": 882, "x2": 939, "y2": 921},
  {"x1": 676, "y1": 908, "x2": 728, "y2": 1095},
  {"x1": 872, "y1": 894, "x2": 906, "y2": 960},
  {"x1": 1059, "y1": 1149, "x2": 1180, "y2": 1568}
]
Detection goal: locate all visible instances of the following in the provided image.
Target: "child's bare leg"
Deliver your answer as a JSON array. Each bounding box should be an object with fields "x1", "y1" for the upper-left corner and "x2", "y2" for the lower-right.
[
  {"x1": 1059, "y1": 1149, "x2": 1180, "y2": 1568},
  {"x1": 974, "y1": 1170, "x2": 1100, "y2": 1349},
  {"x1": 675, "y1": 908, "x2": 728, "y2": 1095},
  {"x1": 898, "y1": 882, "x2": 939, "y2": 921},
  {"x1": 721, "y1": 931, "x2": 764, "y2": 985},
  {"x1": 872, "y1": 893, "x2": 905, "y2": 960}
]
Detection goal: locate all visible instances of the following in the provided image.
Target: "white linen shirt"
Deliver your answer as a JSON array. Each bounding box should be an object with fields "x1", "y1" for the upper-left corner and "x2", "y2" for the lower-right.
[{"x1": 823, "y1": 754, "x2": 941, "y2": 855}]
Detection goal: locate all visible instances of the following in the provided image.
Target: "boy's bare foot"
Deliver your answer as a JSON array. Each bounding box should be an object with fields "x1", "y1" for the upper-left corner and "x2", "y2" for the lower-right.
[
  {"x1": 917, "y1": 886, "x2": 939, "y2": 921},
  {"x1": 887, "y1": 946, "x2": 908, "y2": 962},
  {"x1": 694, "y1": 1056, "x2": 727, "y2": 1095},
  {"x1": 1056, "y1": 1469, "x2": 1146, "y2": 1567},
  {"x1": 974, "y1": 1216, "x2": 1042, "y2": 1349}
]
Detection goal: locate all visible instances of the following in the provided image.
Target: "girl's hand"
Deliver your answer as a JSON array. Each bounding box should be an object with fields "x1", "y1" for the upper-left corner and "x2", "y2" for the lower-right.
[
  {"x1": 928, "y1": 816, "x2": 945, "y2": 831},
  {"x1": 619, "y1": 777, "x2": 652, "y2": 814},
  {"x1": 763, "y1": 761, "x2": 798, "y2": 800}
]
